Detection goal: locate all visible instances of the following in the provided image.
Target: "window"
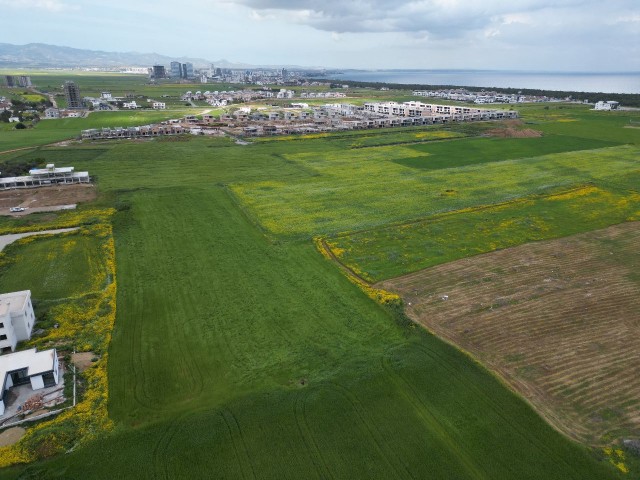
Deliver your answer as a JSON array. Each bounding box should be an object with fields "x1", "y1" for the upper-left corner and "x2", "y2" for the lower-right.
[
  {"x1": 0, "y1": 322, "x2": 3, "y2": 328},
  {"x1": 0, "y1": 334, "x2": 7, "y2": 341}
]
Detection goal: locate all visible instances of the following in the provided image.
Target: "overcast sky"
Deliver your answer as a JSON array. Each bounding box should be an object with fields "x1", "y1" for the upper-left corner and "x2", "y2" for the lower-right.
[{"x1": 1, "y1": 0, "x2": 639, "y2": 71}]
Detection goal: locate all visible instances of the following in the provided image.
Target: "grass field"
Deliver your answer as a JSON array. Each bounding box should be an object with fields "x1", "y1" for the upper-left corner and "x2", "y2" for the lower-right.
[
  {"x1": 0, "y1": 187, "x2": 615, "y2": 479},
  {"x1": 231, "y1": 143, "x2": 640, "y2": 238},
  {"x1": 0, "y1": 110, "x2": 194, "y2": 152},
  {"x1": 379, "y1": 221, "x2": 640, "y2": 447},
  {"x1": 1, "y1": 79, "x2": 639, "y2": 477},
  {"x1": 0, "y1": 232, "x2": 105, "y2": 300},
  {"x1": 0, "y1": 124, "x2": 623, "y2": 477},
  {"x1": 326, "y1": 185, "x2": 640, "y2": 282}
]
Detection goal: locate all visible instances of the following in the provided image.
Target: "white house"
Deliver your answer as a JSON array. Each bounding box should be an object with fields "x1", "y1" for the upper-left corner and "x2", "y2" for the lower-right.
[
  {"x1": 594, "y1": 101, "x2": 620, "y2": 111},
  {"x1": 152, "y1": 102, "x2": 166, "y2": 110},
  {"x1": 0, "y1": 348, "x2": 59, "y2": 416},
  {"x1": 0, "y1": 291, "x2": 36, "y2": 354},
  {"x1": 122, "y1": 101, "x2": 138, "y2": 109},
  {"x1": 44, "y1": 108, "x2": 60, "y2": 119}
]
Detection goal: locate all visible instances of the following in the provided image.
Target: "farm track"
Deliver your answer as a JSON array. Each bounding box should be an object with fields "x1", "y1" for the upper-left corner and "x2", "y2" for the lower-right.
[{"x1": 380, "y1": 221, "x2": 640, "y2": 445}]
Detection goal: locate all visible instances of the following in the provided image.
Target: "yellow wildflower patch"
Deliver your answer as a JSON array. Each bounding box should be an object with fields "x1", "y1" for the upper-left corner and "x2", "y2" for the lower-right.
[
  {"x1": 0, "y1": 210, "x2": 116, "y2": 467},
  {"x1": 603, "y1": 446, "x2": 629, "y2": 474}
]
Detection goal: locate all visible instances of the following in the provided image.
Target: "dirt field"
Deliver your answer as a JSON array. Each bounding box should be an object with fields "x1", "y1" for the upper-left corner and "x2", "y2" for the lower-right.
[
  {"x1": 0, "y1": 184, "x2": 96, "y2": 210},
  {"x1": 0, "y1": 427, "x2": 25, "y2": 447},
  {"x1": 379, "y1": 221, "x2": 640, "y2": 445},
  {"x1": 71, "y1": 352, "x2": 96, "y2": 372}
]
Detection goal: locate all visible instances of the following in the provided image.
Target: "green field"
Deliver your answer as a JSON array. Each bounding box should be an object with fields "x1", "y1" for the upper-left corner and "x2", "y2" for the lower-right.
[
  {"x1": 1, "y1": 75, "x2": 639, "y2": 478},
  {"x1": 0, "y1": 110, "x2": 196, "y2": 152},
  {"x1": 230, "y1": 143, "x2": 640, "y2": 238},
  {"x1": 0, "y1": 232, "x2": 105, "y2": 299},
  {"x1": 327, "y1": 185, "x2": 640, "y2": 282},
  {"x1": 0, "y1": 183, "x2": 615, "y2": 480}
]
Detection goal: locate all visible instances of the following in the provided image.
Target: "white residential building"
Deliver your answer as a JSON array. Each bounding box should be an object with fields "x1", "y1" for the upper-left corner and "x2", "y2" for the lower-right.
[
  {"x1": 594, "y1": 101, "x2": 620, "y2": 111},
  {"x1": 0, "y1": 291, "x2": 36, "y2": 354},
  {"x1": 44, "y1": 108, "x2": 60, "y2": 119},
  {"x1": 152, "y1": 102, "x2": 166, "y2": 110},
  {"x1": 0, "y1": 164, "x2": 90, "y2": 190},
  {"x1": 122, "y1": 101, "x2": 138, "y2": 109},
  {"x1": 0, "y1": 348, "x2": 60, "y2": 416}
]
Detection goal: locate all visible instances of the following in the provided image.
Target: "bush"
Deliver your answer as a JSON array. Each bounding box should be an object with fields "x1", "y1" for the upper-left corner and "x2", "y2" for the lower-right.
[{"x1": 15, "y1": 122, "x2": 27, "y2": 129}]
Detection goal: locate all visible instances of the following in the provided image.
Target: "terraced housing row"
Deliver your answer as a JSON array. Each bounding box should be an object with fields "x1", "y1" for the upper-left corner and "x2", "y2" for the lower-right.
[{"x1": 80, "y1": 102, "x2": 518, "y2": 140}]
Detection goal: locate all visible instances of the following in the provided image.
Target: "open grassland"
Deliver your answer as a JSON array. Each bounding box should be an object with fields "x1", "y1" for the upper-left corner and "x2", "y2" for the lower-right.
[
  {"x1": 326, "y1": 185, "x2": 640, "y2": 282},
  {"x1": 0, "y1": 127, "x2": 621, "y2": 477},
  {"x1": 0, "y1": 233, "x2": 105, "y2": 299},
  {"x1": 396, "y1": 134, "x2": 617, "y2": 170},
  {"x1": 379, "y1": 222, "x2": 640, "y2": 447},
  {"x1": 521, "y1": 104, "x2": 640, "y2": 145},
  {"x1": 231, "y1": 143, "x2": 640, "y2": 238},
  {"x1": 0, "y1": 110, "x2": 192, "y2": 152},
  {"x1": 0, "y1": 187, "x2": 615, "y2": 479}
]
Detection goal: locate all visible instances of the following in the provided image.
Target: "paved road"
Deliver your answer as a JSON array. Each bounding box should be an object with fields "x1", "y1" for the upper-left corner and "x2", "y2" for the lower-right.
[
  {"x1": 0, "y1": 205, "x2": 77, "y2": 217},
  {"x1": 0, "y1": 228, "x2": 78, "y2": 252}
]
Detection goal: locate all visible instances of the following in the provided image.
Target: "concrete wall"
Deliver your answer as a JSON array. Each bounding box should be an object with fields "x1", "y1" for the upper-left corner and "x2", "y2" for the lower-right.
[
  {"x1": 30, "y1": 374, "x2": 44, "y2": 390},
  {"x1": 0, "y1": 311, "x2": 18, "y2": 352},
  {"x1": 53, "y1": 357, "x2": 59, "y2": 385},
  {"x1": 10, "y1": 295, "x2": 35, "y2": 342}
]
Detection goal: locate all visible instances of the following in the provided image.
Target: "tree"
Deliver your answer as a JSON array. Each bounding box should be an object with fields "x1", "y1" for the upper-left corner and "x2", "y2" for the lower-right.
[{"x1": 14, "y1": 122, "x2": 26, "y2": 129}]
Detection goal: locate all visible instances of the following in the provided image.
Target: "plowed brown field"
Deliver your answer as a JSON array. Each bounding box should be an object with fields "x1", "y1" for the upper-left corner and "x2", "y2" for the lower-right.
[{"x1": 380, "y1": 221, "x2": 640, "y2": 445}]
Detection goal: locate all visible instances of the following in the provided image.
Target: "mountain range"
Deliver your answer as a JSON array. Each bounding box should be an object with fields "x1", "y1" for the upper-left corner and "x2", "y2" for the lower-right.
[{"x1": 0, "y1": 43, "x2": 315, "y2": 70}]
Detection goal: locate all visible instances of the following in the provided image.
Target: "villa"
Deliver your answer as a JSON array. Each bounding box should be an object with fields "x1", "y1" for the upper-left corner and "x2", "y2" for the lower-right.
[{"x1": 0, "y1": 348, "x2": 60, "y2": 416}]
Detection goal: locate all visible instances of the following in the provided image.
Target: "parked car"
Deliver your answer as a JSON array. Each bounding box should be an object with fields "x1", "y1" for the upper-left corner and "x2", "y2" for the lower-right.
[{"x1": 9, "y1": 207, "x2": 25, "y2": 212}]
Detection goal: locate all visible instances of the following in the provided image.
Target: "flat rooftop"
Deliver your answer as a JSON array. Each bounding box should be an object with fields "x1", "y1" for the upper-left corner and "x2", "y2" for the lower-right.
[
  {"x1": 0, "y1": 172, "x2": 89, "y2": 184},
  {"x1": 29, "y1": 167, "x2": 74, "y2": 175},
  {"x1": 0, "y1": 348, "x2": 56, "y2": 388},
  {"x1": 0, "y1": 290, "x2": 30, "y2": 316}
]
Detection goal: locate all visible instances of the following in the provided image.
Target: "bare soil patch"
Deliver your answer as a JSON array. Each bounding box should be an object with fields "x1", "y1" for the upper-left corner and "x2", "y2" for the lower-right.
[
  {"x1": 0, "y1": 184, "x2": 96, "y2": 209},
  {"x1": 0, "y1": 427, "x2": 25, "y2": 447},
  {"x1": 379, "y1": 221, "x2": 640, "y2": 445},
  {"x1": 486, "y1": 127, "x2": 543, "y2": 138},
  {"x1": 71, "y1": 352, "x2": 96, "y2": 372}
]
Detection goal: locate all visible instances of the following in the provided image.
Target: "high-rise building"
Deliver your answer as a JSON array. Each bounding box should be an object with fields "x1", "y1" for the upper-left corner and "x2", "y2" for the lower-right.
[
  {"x1": 4, "y1": 76, "x2": 16, "y2": 87},
  {"x1": 282, "y1": 68, "x2": 288, "y2": 81},
  {"x1": 152, "y1": 65, "x2": 166, "y2": 79},
  {"x1": 63, "y1": 81, "x2": 83, "y2": 109},
  {"x1": 181, "y1": 62, "x2": 194, "y2": 79},
  {"x1": 170, "y1": 61, "x2": 181, "y2": 78},
  {"x1": 18, "y1": 76, "x2": 32, "y2": 87}
]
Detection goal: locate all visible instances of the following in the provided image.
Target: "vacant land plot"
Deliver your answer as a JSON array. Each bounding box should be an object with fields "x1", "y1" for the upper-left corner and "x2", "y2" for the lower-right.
[
  {"x1": 0, "y1": 184, "x2": 97, "y2": 210},
  {"x1": 0, "y1": 230, "x2": 106, "y2": 300},
  {"x1": 232, "y1": 144, "x2": 640, "y2": 237},
  {"x1": 327, "y1": 185, "x2": 640, "y2": 282},
  {"x1": 380, "y1": 222, "x2": 640, "y2": 445},
  {"x1": 0, "y1": 187, "x2": 613, "y2": 480}
]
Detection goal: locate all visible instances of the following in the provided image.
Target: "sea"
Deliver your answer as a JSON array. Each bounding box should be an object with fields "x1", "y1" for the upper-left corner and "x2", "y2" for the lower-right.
[{"x1": 334, "y1": 70, "x2": 640, "y2": 94}]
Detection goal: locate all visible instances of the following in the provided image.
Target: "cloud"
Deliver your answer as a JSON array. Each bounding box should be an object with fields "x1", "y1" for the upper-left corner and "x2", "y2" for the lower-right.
[
  {"x1": 0, "y1": 0, "x2": 79, "y2": 12},
  {"x1": 223, "y1": 0, "x2": 640, "y2": 46}
]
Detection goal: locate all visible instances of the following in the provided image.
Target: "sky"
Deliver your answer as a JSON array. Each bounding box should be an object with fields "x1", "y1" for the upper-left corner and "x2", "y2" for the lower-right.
[{"x1": 0, "y1": 0, "x2": 639, "y2": 71}]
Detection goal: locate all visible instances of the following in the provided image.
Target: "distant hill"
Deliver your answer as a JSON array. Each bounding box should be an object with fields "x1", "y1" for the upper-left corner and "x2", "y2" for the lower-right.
[{"x1": 0, "y1": 43, "x2": 254, "y2": 69}]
